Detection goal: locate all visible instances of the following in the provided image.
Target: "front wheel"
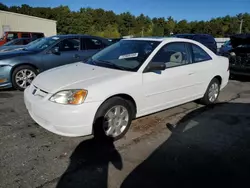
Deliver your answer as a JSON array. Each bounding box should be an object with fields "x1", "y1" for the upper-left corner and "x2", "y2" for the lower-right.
[
  {"x1": 93, "y1": 97, "x2": 134, "y2": 141},
  {"x1": 200, "y1": 78, "x2": 220, "y2": 105},
  {"x1": 12, "y1": 65, "x2": 38, "y2": 91}
]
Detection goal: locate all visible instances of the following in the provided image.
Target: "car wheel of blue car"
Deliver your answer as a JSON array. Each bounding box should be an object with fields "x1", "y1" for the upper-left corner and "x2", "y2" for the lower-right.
[{"x1": 12, "y1": 65, "x2": 38, "y2": 91}]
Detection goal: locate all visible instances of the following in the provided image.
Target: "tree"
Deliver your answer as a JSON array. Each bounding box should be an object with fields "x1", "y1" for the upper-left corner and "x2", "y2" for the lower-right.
[
  {"x1": 0, "y1": 3, "x2": 8, "y2": 11},
  {"x1": 0, "y1": 2, "x2": 249, "y2": 38},
  {"x1": 174, "y1": 20, "x2": 190, "y2": 34}
]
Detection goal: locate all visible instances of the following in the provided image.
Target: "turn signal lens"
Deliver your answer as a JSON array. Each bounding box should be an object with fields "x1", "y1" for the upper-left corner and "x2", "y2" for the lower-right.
[
  {"x1": 69, "y1": 90, "x2": 88, "y2": 105},
  {"x1": 0, "y1": 78, "x2": 7, "y2": 83}
]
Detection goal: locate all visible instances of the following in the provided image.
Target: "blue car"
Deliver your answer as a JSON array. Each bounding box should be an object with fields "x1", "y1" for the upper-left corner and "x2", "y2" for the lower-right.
[
  {"x1": 219, "y1": 40, "x2": 232, "y2": 57},
  {"x1": 173, "y1": 34, "x2": 217, "y2": 54},
  {"x1": 0, "y1": 34, "x2": 110, "y2": 90}
]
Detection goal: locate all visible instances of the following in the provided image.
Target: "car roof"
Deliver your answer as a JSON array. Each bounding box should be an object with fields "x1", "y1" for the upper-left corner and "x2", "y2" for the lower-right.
[
  {"x1": 123, "y1": 37, "x2": 197, "y2": 43},
  {"x1": 49, "y1": 34, "x2": 105, "y2": 39}
]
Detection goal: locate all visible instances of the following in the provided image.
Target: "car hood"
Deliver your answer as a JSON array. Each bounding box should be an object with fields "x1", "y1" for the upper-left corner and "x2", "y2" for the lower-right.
[
  {"x1": 230, "y1": 34, "x2": 250, "y2": 48},
  {"x1": 32, "y1": 62, "x2": 131, "y2": 93},
  {"x1": 0, "y1": 49, "x2": 37, "y2": 60},
  {"x1": 0, "y1": 45, "x2": 26, "y2": 52}
]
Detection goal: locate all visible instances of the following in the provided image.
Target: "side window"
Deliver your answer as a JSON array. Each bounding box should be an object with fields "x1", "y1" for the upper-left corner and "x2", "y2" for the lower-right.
[
  {"x1": 84, "y1": 38, "x2": 103, "y2": 50},
  {"x1": 191, "y1": 44, "x2": 212, "y2": 63},
  {"x1": 151, "y1": 42, "x2": 190, "y2": 68},
  {"x1": 21, "y1": 33, "x2": 30, "y2": 38},
  {"x1": 7, "y1": 33, "x2": 18, "y2": 41},
  {"x1": 57, "y1": 38, "x2": 80, "y2": 52}
]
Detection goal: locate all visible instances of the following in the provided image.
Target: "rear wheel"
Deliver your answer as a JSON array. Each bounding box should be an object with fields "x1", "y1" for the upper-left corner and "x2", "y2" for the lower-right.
[
  {"x1": 201, "y1": 78, "x2": 220, "y2": 105},
  {"x1": 93, "y1": 97, "x2": 134, "y2": 141},
  {"x1": 12, "y1": 65, "x2": 37, "y2": 91}
]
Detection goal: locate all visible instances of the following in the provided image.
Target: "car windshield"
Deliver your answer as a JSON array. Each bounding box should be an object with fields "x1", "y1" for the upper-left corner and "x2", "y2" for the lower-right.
[
  {"x1": 26, "y1": 38, "x2": 43, "y2": 46},
  {"x1": 25, "y1": 37, "x2": 59, "y2": 51},
  {"x1": 85, "y1": 40, "x2": 160, "y2": 72},
  {"x1": 3, "y1": 39, "x2": 20, "y2": 46}
]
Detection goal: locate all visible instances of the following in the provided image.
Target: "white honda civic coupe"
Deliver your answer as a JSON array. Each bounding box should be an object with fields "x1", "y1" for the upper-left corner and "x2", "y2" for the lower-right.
[{"x1": 24, "y1": 37, "x2": 229, "y2": 140}]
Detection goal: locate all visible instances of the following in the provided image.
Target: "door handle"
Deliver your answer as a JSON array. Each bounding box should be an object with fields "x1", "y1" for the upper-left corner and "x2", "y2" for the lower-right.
[
  {"x1": 188, "y1": 72, "x2": 195, "y2": 75},
  {"x1": 73, "y1": 54, "x2": 80, "y2": 59}
]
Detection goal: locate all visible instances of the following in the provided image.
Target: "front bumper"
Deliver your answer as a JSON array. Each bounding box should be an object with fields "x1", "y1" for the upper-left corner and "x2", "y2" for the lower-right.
[
  {"x1": 24, "y1": 85, "x2": 102, "y2": 137},
  {"x1": 0, "y1": 65, "x2": 12, "y2": 89},
  {"x1": 230, "y1": 65, "x2": 250, "y2": 76}
]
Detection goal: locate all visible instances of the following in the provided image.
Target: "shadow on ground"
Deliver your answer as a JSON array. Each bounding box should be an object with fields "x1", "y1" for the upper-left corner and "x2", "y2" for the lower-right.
[
  {"x1": 121, "y1": 102, "x2": 250, "y2": 188},
  {"x1": 56, "y1": 137, "x2": 122, "y2": 188}
]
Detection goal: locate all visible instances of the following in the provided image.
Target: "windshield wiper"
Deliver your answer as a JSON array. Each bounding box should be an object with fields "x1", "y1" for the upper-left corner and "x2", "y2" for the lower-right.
[{"x1": 96, "y1": 59, "x2": 127, "y2": 70}]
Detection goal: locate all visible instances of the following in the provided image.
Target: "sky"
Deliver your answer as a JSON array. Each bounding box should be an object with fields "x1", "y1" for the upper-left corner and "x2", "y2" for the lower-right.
[{"x1": 2, "y1": 0, "x2": 250, "y2": 21}]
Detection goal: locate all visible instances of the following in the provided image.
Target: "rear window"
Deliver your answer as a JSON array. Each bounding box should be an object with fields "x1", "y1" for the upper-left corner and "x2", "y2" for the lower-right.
[
  {"x1": 199, "y1": 36, "x2": 215, "y2": 43},
  {"x1": 32, "y1": 33, "x2": 44, "y2": 39},
  {"x1": 21, "y1": 33, "x2": 30, "y2": 38}
]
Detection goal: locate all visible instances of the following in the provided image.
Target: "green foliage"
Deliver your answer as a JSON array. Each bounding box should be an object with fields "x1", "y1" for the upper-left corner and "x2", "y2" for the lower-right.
[{"x1": 0, "y1": 3, "x2": 249, "y2": 38}]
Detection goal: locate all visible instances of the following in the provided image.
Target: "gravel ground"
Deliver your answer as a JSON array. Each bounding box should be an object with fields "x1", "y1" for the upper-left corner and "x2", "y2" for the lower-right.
[{"x1": 0, "y1": 79, "x2": 250, "y2": 188}]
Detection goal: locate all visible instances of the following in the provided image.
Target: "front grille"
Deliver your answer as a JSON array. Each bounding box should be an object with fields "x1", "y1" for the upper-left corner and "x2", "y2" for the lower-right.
[
  {"x1": 229, "y1": 53, "x2": 250, "y2": 67},
  {"x1": 32, "y1": 85, "x2": 48, "y2": 98}
]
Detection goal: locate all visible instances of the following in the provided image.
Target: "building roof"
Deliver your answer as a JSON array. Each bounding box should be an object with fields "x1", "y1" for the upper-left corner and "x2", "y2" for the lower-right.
[{"x1": 0, "y1": 10, "x2": 57, "y2": 22}]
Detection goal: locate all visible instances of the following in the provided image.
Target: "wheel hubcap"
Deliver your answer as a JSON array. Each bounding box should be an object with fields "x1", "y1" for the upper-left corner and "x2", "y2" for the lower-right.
[
  {"x1": 208, "y1": 83, "x2": 219, "y2": 102},
  {"x1": 103, "y1": 105, "x2": 129, "y2": 137},
  {"x1": 15, "y1": 69, "x2": 36, "y2": 89}
]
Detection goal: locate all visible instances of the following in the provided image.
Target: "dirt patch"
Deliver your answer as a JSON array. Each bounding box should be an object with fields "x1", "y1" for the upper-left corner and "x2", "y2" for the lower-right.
[{"x1": 132, "y1": 116, "x2": 162, "y2": 132}]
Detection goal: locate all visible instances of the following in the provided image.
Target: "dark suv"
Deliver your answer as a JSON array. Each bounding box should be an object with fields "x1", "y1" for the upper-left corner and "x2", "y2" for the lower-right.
[
  {"x1": 229, "y1": 34, "x2": 250, "y2": 76},
  {"x1": 174, "y1": 34, "x2": 217, "y2": 54},
  {"x1": 0, "y1": 34, "x2": 110, "y2": 90}
]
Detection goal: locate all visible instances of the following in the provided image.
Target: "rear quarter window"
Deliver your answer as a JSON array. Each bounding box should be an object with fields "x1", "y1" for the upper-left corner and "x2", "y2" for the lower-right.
[{"x1": 191, "y1": 44, "x2": 212, "y2": 63}]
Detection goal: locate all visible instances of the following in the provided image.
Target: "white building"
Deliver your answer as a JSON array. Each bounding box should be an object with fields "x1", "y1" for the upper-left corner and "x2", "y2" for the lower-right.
[{"x1": 0, "y1": 10, "x2": 57, "y2": 37}]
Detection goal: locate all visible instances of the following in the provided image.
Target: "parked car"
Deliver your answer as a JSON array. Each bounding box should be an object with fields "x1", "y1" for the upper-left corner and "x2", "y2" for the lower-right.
[
  {"x1": 0, "y1": 38, "x2": 37, "y2": 52},
  {"x1": 0, "y1": 31, "x2": 44, "y2": 46},
  {"x1": 174, "y1": 34, "x2": 217, "y2": 54},
  {"x1": 219, "y1": 40, "x2": 232, "y2": 57},
  {"x1": 0, "y1": 34, "x2": 111, "y2": 90},
  {"x1": 24, "y1": 37, "x2": 229, "y2": 140},
  {"x1": 228, "y1": 34, "x2": 250, "y2": 76}
]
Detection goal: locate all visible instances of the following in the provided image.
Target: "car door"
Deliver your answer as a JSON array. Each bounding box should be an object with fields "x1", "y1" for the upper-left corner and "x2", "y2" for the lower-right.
[
  {"x1": 141, "y1": 42, "x2": 196, "y2": 114},
  {"x1": 78, "y1": 37, "x2": 105, "y2": 61},
  {"x1": 42, "y1": 37, "x2": 81, "y2": 70},
  {"x1": 186, "y1": 43, "x2": 214, "y2": 96}
]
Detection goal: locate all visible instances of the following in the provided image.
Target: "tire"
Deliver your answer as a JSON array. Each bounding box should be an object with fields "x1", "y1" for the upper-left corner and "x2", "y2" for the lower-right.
[
  {"x1": 200, "y1": 78, "x2": 220, "y2": 105},
  {"x1": 93, "y1": 97, "x2": 135, "y2": 141},
  {"x1": 12, "y1": 65, "x2": 38, "y2": 91}
]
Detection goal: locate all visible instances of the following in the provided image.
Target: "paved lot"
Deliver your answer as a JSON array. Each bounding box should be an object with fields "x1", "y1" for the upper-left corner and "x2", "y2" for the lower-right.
[{"x1": 0, "y1": 79, "x2": 250, "y2": 188}]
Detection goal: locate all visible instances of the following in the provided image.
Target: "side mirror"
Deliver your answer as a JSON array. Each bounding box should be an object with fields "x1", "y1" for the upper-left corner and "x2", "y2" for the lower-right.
[
  {"x1": 144, "y1": 62, "x2": 166, "y2": 73},
  {"x1": 51, "y1": 47, "x2": 60, "y2": 55}
]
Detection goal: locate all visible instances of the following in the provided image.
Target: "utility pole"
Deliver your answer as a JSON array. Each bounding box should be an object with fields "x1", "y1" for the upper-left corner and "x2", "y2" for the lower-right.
[{"x1": 239, "y1": 19, "x2": 244, "y2": 34}]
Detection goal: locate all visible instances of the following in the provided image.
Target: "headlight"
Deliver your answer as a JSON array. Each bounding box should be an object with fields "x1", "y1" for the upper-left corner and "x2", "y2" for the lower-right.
[
  {"x1": 230, "y1": 52, "x2": 236, "y2": 56},
  {"x1": 49, "y1": 89, "x2": 88, "y2": 105}
]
